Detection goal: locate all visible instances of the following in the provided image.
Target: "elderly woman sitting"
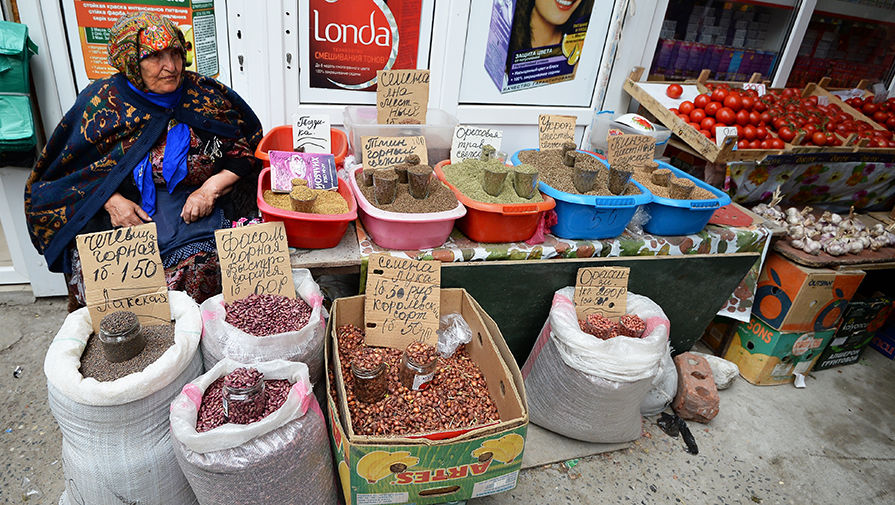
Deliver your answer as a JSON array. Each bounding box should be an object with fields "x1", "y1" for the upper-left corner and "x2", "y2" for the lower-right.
[{"x1": 25, "y1": 12, "x2": 262, "y2": 306}]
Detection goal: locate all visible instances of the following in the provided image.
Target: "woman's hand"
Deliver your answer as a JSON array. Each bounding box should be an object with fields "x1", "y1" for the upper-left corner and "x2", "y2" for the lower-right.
[
  {"x1": 104, "y1": 193, "x2": 151, "y2": 227},
  {"x1": 181, "y1": 170, "x2": 240, "y2": 223}
]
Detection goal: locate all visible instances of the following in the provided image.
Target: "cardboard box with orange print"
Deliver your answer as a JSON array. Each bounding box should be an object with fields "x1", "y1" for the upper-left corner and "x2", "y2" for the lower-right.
[
  {"x1": 724, "y1": 315, "x2": 836, "y2": 385},
  {"x1": 752, "y1": 253, "x2": 865, "y2": 332},
  {"x1": 325, "y1": 289, "x2": 528, "y2": 505}
]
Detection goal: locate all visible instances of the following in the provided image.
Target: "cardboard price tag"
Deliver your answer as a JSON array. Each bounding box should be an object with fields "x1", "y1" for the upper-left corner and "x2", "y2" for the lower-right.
[
  {"x1": 715, "y1": 126, "x2": 738, "y2": 148},
  {"x1": 607, "y1": 134, "x2": 654, "y2": 168},
  {"x1": 450, "y1": 125, "x2": 503, "y2": 163},
  {"x1": 538, "y1": 114, "x2": 576, "y2": 150},
  {"x1": 215, "y1": 222, "x2": 295, "y2": 303},
  {"x1": 361, "y1": 135, "x2": 428, "y2": 170},
  {"x1": 291, "y1": 113, "x2": 331, "y2": 153},
  {"x1": 574, "y1": 266, "x2": 630, "y2": 321},
  {"x1": 742, "y1": 83, "x2": 766, "y2": 96},
  {"x1": 376, "y1": 69, "x2": 430, "y2": 125},
  {"x1": 364, "y1": 254, "x2": 441, "y2": 349},
  {"x1": 76, "y1": 223, "x2": 170, "y2": 333}
]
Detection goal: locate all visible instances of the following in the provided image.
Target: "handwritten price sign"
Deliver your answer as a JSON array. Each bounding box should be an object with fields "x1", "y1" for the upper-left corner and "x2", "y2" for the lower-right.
[
  {"x1": 573, "y1": 266, "x2": 630, "y2": 321},
  {"x1": 76, "y1": 223, "x2": 170, "y2": 332},
  {"x1": 538, "y1": 114, "x2": 576, "y2": 150},
  {"x1": 215, "y1": 222, "x2": 296, "y2": 303},
  {"x1": 361, "y1": 135, "x2": 428, "y2": 170},
  {"x1": 364, "y1": 253, "x2": 441, "y2": 349},
  {"x1": 376, "y1": 69, "x2": 430, "y2": 125}
]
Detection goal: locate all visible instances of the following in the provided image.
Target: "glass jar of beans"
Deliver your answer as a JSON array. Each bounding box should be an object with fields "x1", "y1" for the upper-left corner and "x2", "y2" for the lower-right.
[
  {"x1": 399, "y1": 341, "x2": 439, "y2": 391},
  {"x1": 98, "y1": 310, "x2": 146, "y2": 363},
  {"x1": 222, "y1": 367, "x2": 267, "y2": 423},
  {"x1": 351, "y1": 348, "x2": 387, "y2": 403}
]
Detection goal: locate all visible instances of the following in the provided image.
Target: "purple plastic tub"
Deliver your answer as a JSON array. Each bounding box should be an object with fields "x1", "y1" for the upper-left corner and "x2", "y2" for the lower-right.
[{"x1": 348, "y1": 167, "x2": 466, "y2": 249}]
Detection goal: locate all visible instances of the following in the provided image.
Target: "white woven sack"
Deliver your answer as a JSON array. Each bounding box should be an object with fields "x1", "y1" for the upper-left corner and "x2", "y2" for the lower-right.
[
  {"x1": 170, "y1": 358, "x2": 337, "y2": 505},
  {"x1": 45, "y1": 290, "x2": 201, "y2": 505},
  {"x1": 523, "y1": 288, "x2": 670, "y2": 443},
  {"x1": 200, "y1": 269, "x2": 326, "y2": 383},
  {"x1": 640, "y1": 349, "x2": 678, "y2": 416}
]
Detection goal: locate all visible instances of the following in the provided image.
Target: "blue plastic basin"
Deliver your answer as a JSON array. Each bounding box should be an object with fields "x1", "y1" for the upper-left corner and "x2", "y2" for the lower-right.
[{"x1": 642, "y1": 161, "x2": 731, "y2": 236}]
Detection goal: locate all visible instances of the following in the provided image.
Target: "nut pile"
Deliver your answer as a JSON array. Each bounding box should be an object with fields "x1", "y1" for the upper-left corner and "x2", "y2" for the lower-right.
[
  {"x1": 579, "y1": 314, "x2": 646, "y2": 340},
  {"x1": 404, "y1": 341, "x2": 438, "y2": 366},
  {"x1": 195, "y1": 367, "x2": 292, "y2": 432},
  {"x1": 333, "y1": 324, "x2": 500, "y2": 437},
  {"x1": 352, "y1": 348, "x2": 387, "y2": 403},
  {"x1": 225, "y1": 294, "x2": 313, "y2": 336}
]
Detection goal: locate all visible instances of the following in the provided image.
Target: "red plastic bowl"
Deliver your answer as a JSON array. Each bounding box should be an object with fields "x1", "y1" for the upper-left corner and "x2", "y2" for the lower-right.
[
  {"x1": 434, "y1": 160, "x2": 555, "y2": 243},
  {"x1": 254, "y1": 126, "x2": 348, "y2": 167},
  {"x1": 257, "y1": 167, "x2": 357, "y2": 248}
]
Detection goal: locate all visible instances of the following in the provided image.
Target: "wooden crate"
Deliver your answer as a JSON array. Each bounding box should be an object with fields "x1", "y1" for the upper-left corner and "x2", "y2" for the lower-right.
[{"x1": 810, "y1": 80, "x2": 895, "y2": 154}]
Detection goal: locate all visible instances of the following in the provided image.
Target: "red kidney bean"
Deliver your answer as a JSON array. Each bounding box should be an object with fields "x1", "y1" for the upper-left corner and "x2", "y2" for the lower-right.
[
  {"x1": 196, "y1": 367, "x2": 293, "y2": 432},
  {"x1": 224, "y1": 294, "x2": 313, "y2": 337}
]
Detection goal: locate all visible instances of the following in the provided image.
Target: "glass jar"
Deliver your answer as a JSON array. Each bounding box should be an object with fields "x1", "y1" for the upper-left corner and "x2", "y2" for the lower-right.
[
  {"x1": 98, "y1": 311, "x2": 146, "y2": 363},
  {"x1": 399, "y1": 350, "x2": 438, "y2": 391},
  {"x1": 223, "y1": 378, "x2": 267, "y2": 423},
  {"x1": 351, "y1": 360, "x2": 388, "y2": 403}
]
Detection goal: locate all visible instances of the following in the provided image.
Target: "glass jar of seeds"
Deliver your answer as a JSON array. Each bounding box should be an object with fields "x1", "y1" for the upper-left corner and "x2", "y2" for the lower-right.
[
  {"x1": 399, "y1": 341, "x2": 439, "y2": 391},
  {"x1": 351, "y1": 348, "x2": 387, "y2": 403},
  {"x1": 223, "y1": 367, "x2": 267, "y2": 423},
  {"x1": 98, "y1": 310, "x2": 146, "y2": 363}
]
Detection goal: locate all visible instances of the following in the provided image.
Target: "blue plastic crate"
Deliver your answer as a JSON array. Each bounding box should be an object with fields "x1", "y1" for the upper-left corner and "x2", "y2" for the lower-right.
[
  {"x1": 510, "y1": 149, "x2": 652, "y2": 240},
  {"x1": 642, "y1": 161, "x2": 731, "y2": 236}
]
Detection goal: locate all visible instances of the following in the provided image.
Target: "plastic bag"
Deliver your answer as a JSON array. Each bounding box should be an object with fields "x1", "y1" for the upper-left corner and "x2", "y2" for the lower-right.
[
  {"x1": 640, "y1": 349, "x2": 678, "y2": 416},
  {"x1": 436, "y1": 313, "x2": 472, "y2": 358},
  {"x1": 200, "y1": 269, "x2": 326, "y2": 384},
  {"x1": 45, "y1": 291, "x2": 201, "y2": 505},
  {"x1": 522, "y1": 287, "x2": 670, "y2": 443},
  {"x1": 170, "y1": 358, "x2": 337, "y2": 505}
]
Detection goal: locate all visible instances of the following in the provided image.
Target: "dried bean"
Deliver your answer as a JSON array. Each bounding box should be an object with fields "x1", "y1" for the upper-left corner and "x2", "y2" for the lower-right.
[
  {"x1": 579, "y1": 314, "x2": 617, "y2": 340},
  {"x1": 196, "y1": 368, "x2": 292, "y2": 432},
  {"x1": 618, "y1": 314, "x2": 646, "y2": 338},
  {"x1": 225, "y1": 294, "x2": 312, "y2": 336}
]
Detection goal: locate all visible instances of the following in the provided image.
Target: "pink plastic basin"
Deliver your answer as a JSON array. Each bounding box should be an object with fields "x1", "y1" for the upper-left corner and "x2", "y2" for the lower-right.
[{"x1": 348, "y1": 167, "x2": 466, "y2": 250}]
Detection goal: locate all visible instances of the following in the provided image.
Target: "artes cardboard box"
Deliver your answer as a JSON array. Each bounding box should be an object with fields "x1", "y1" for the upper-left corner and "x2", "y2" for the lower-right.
[
  {"x1": 724, "y1": 315, "x2": 835, "y2": 386},
  {"x1": 752, "y1": 253, "x2": 865, "y2": 332},
  {"x1": 814, "y1": 297, "x2": 894, "y2": 370},
  {"x1": 483, "y1": 0, "x2": 594, "y2": 93},
  {"x1": 325, "y1": 289, "x2": 528, "y2": 505}
]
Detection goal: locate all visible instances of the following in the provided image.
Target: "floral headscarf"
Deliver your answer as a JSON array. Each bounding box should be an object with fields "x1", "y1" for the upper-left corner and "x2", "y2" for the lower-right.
[{"x1": 107, "y1": 11, "x2": 186, "y2": 90}]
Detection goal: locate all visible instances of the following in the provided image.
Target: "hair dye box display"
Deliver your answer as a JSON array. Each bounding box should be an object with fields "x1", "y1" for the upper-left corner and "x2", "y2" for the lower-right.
[
  {"x1": 814, "y1": 297, "x2": 894, "y2": 370},
  {"x1": 724, "y1": 315, "x2": 835, "y2": 386},
  {"x1": 483, "y1": 0, "x2": 594, "y2": 93},
  {"x1": 325, "y1": 289, "x2": 528, "y2": 505},
  {"x1": 752, "y1": 253, "x2": 865, "y2": 332}
]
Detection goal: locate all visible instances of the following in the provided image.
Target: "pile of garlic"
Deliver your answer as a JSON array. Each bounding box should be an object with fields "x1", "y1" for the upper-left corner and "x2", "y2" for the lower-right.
[{"x1": 753, "y1": 203, "x2": 895, "y2": 256}]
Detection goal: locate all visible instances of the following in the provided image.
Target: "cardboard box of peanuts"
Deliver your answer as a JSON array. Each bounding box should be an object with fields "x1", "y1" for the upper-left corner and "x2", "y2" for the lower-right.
[{"x1": 325, "y1": 289, "x2": 528, "y2": 505}]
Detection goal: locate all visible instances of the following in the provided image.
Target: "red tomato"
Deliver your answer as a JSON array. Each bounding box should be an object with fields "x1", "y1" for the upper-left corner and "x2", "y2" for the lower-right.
[
  {"x1": 756, "y1": 127, "x2": 768, "y2": 140},
  {"x1": 759, "y1": 112, "x2": 772, "y2": 125},
  {"x1": 760, "y1": 140, "x2": 770, "y2": 149},
  {"x1": 743, "y1": 125, "x2": 757, "y2": 141},
  {"x1": 679, "y1": 101, "x2": 695, "y2": 115},
  {"x1": 811, "y1": 132, "x2": 827, "y2": 146},
  {"x1": 738, "y1": 139, "x2": 750, "y2": 149},
  {"x1": 741, "y1": 96, "x2": 755, "y2": 111},
  {"x1": 690, "y1": 109, "x2": 707, "y2": 123},
  {"x1": 724, "y1": 94, "x2": 743, "y2": 111},
  {"x1": 749, "y1": 111, "x2": 761, "y2": 126},
  {"x1": 769, "y1": 138, "x2": 785, "y2": 149},
  {"x1": 777, "y1": 126, "x2": 795, "y2": 143},
  {"x1": 754, "y1": 101, "x2": 768, "y2": 113},
  {"x1": 693, "y1": 94, "x2": 711, "y2": 108},
  {"x1": 716, "y1": 107, "x2": 736, "y2": 125},
  {"x1": 700, "y1": 129, "x2": 713, "y2": 139},
  {"x1": 669, "y1": 108, "x2": 679, "y2": 114},
  {"x1": 678, "y1": 113, "x2": 691, "y2": 123},
  {"x1": 711, "y1": 88, "x2": 728, "y2": 102},
  {"x1": 736, "y1": 110, "x2": 750, "y2": 126},
  {"x1": 874, "y1": 111, "x2": 888, "y2": 123},
  {"x1": 863, "y1": 103, "x2": 879, "y2": 115},
  {"x1": 748, "y1": 140, "x2": 762, "y2": 149},
  {"x1": 736, "y1": 125, "x2": 745, "y2": 138},
  {"x1": 705, "y1": 101, "x2": 722, "y2": 117},
  {"x1": 666, "y1": 84, "x2": 683, "y2": 99},
  {"x1": 701, "y1": 117, "x2": 716, "y2": 131},
  {"x1": 688, "y1": 122, "x2": 702, "y2": 131}
]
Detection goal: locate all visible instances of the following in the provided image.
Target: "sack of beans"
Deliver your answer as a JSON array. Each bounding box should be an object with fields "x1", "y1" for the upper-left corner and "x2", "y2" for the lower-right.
[
  {"x1": 44, "y1": 290, "x2": 202, "y2": 505},
  {"x1": 522, "y1": 287, "x2": 669, "y2": 443},
  {"x1": 200, "y1": 269, "x2": 326, "y2": 383},
  {"x1": 169, "y1": 358, "x2": 337, "y2": 505}
]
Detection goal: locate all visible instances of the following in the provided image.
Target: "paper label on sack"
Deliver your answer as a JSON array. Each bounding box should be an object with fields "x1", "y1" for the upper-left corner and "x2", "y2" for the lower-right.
[
  {"x1": 269, "y1": 150, "x2": 337, "y2": 192},
  {"x1": 364, "y1": 253, "x2": 441, "y2": 349},
  {"x1": 538, "y1": 114, "x2": 576, "y2": 150},
  {"x1": 291, "y1": 113, "x2": 331, "y2": 153},
  {"x1": 574, "y1": 266, "x2": 630, "y2": 321},
  {"x1": 608, "y1": 134, "x2": 654, "y2": 168},
  {"x1": 376, "y1": 69, "x2": 430, "y2": 124},
  {"x1": 742, "y1": 83, "x2": 766, "y2": 96},
  {"x1": 215, "y1": 222, "x2": 295, "y2": 303},
  {"x1": 361, "y1": 135, "x2": 428, "y2": 170},
  {"x1": 76, "y1": 223, "x2": 170, "y2": 333},
  {"x1": 715, "y1": 126, "x2": 738, "y2": 148},
  {"x1": 451, "y1": 125, "x2": 503, "y2": 163}
]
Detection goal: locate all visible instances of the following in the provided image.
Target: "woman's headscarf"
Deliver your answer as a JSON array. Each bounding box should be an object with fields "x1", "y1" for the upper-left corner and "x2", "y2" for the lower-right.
[{"x1": 107, "y1": 11, "x2": 186, "y2": 90}]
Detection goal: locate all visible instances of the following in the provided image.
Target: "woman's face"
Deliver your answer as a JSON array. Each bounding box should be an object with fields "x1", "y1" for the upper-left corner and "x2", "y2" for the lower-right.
[
  {"x1": 533, "y1": 0, "x2": 583, "y2": 26},
  {"x1": 139, "y1": 47, "x2": 183, "y2": 93}
]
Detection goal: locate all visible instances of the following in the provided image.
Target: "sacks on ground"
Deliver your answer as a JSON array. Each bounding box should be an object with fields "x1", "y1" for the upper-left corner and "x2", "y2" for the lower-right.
[
  {"x1": 170, "y1": 358, "x2": 337, "y2": 505},
  {"x1": 640, "y1": 349, "x2": 678, "y2": 416},
  {"x1": 200, "y1": 269, "x2": 326, "y2": 383},
  {"x1": 45, "y1": 291, "x2": 201, "y2": 505},
  {"x1": 522, "y1": 287, "x2": 670, "y2": 443}
]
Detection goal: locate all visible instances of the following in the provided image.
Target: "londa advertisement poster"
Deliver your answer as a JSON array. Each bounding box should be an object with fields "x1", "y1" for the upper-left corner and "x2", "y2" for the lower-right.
[{"x1": 309, "y1": 0, "x2": 422, "y2": 91}]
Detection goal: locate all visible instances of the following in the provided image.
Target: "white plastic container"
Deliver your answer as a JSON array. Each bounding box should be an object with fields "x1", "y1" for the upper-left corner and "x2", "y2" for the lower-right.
[
  {"x1": 343, "y1": 106, "x2": 457, "y2": 165},
  {"x1": 587, "y1": 111, "x2": 671, "y2": 158}
]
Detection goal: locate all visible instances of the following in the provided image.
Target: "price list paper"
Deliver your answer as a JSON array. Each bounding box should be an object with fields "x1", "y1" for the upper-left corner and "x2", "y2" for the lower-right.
[
  {"x1": 574, "y1": 266, "x2": 630, "y2": 321},
  {"x1": 215, "y1": 222, "x2": 296, "y2": 303}
]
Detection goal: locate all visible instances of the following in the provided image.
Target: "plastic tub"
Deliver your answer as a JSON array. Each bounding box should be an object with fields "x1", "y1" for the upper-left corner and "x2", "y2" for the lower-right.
[
  {"x1": 257, "y1": 167, "x2": 357, "y2": 248},
  {"x1": 254, "y1": 126, "x2": 348, "y2": 167},
  {"x1": 510, "y1": 149, "x2": 652, "y2": 240},
  {"x1": 347, "y1": 167, "x2": 466, "y2": 250},
  {"x1": 587, "y1": 111, "x2": 671, "y2": 158},
  {"x1": 433, "y1": 160, "x2": 556, "y2": 243},
  {"x1": 641, "y1": 161, "x2": 731, "y2": 236},
  {"x1": 343, "y1": 106, "x2": 457, "y2": 165}
]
